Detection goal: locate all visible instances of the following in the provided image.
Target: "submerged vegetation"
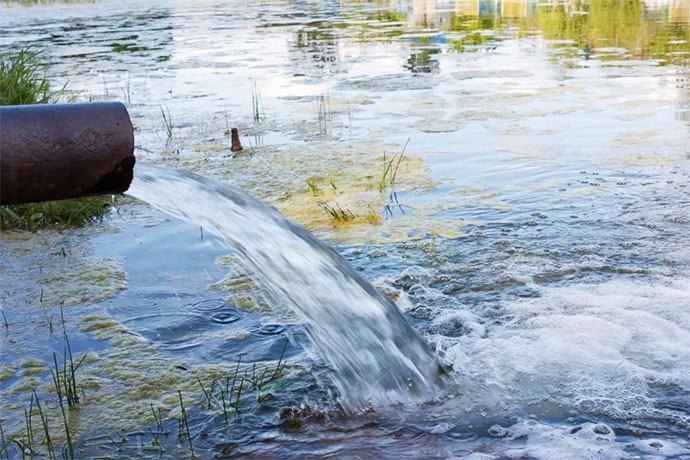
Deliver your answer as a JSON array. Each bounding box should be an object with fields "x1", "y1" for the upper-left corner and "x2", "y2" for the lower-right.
[
  {"x1": 0, "y1": 47, "x2": 114, "y2": 231},
  {"x1": 1, "y1": 337, "x2": 290, "y2": 458}
]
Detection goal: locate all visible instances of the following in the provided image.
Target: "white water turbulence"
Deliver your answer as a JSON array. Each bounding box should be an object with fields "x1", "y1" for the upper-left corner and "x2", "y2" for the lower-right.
[{"x1": 128, "y1": 163, "x2": 443, "y2": 412}]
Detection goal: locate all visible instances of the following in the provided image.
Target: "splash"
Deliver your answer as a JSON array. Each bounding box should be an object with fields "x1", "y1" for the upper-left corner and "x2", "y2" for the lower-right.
[{"x1": 127, "y1": 163, "x2": 443, "y2": 413}]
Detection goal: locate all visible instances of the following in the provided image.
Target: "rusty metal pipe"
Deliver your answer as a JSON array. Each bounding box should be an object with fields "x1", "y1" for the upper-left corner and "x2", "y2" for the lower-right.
[{"x1": 0, "y1": 102, "x2": 135, "y2": 205}]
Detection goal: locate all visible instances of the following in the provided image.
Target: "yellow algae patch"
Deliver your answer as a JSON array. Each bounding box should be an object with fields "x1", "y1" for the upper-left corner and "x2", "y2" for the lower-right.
[
  {"x1": 193, "y1": 142, "x2": 229, "y2": 154},
  {"x1": 499, "y1": 125, "x2": 532, "y2": 135},
  {"x1": 474, "y1": 197, "x2": 514, "y2": 211},
  {"x1": 148, "y1": 132, "x2": 478, "y2": 245},
  {"x1": 581, "y1": 186, "x2": 611, "y2": 196},
  {"x1": 430, "y1": 221, "x2": 469, "y2": 239},
  {"x1": 210, "y1": 254, "x2": 280, "y2": 315}
]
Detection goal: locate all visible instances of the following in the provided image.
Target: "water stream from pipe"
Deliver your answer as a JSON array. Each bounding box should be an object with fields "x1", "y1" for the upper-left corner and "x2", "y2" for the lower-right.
[{"x1": 127, "y1": 162, "x2": 444, "y2": 413}]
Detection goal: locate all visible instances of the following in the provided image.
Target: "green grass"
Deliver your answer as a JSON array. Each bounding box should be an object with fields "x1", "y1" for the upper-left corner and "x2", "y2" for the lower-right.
[
  {"x1": 251, "y1": 79, "x2": 263, "y2": 122},
  {"x1": 0, "y1": 197, "x2": 113, "y2": 231},
  {"x1": 306, "y1": 177, "x2": 323, "y2": 196},
  {"x1": 0, "y1": 48, "x2": 64, "y2": 106},
  {"x1": 0, "y1": 47, "x2": 115, "y2": 231},
  {"x1": 160, "y1": 104, "x2": 173, "y2": 140},
  {"x1": 378, "y1": 137, "x2": 410, "y2": 192},
  {"x1": 319, "y1": 201, "x2": 355, "y2": 222}
]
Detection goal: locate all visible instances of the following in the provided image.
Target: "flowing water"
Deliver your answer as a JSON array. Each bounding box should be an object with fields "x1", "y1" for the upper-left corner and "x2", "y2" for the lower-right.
[
  {"x1": 127, "y1": 162, "x2": 444, "y2": 413},
  {"x1": 2, "y1": 0, "x2": 690, "y2": 458}
]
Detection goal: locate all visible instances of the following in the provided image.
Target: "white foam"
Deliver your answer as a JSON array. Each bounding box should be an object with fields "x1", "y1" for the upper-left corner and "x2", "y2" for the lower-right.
[
  {"x1": 630, "y1": 438, "x2": 690, "y2": 457},
  {"x1": 439, "y1": 277, "x2": 690, "y2": 426},
  {"x1": 504, "y1": 420, "x2": 629, "y2": 460}
]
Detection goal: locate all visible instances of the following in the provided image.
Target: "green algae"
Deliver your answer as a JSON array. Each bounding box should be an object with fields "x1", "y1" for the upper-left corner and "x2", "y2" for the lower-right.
[
  {"x1": 0, "y1": 365, "x2": 14, "y2": 382},
  {"x1": 18, "y1": 358, "x2": 47, "y2": 376},
  {"x1": 144, "y1": 118, "x2": 473, "y2": 245},
  {"x1": 9, "y1": 377, "x2": 40, "y2": 393},
  {"x1": 1, "y1": 231, "x2": 127, "y2": 311},
  {"x1": 3, "y1": 302, "x2": 291, "y2": 453},
  {"x1": 211, "y1": 254, "x2": 287, "y2": 317}
]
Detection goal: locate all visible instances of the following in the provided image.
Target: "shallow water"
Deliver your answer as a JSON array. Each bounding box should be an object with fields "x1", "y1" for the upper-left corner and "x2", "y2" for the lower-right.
[
  {"x1": 1, "y1": 0, "x2": 690, "y2": 458},
  {"x1": 127, "y1": 162, "x2": 443, "y2": 413}
]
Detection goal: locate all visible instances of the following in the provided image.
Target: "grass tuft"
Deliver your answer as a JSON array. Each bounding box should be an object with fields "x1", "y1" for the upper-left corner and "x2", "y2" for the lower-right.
[
  {"x1": 0, "y1": 197, "x2": 113, "y2": 231},
  {"x1": 306, "y1": 177, "x2": 323, "y2": 196},
  {"x1": 0, "y1": 48, "x2": 65, "y2": 106},
  {"x1": 317, "y1": 93, "x2": 331, "y2": 135},
  {"x1": 379, "y1": 137, "x2": 410, "y2": 192},
  {"x1": 177, "y1": 390, "x2": 195, "y2": 458},
  {"x1": 251, "y1": 79, "x2": 263, "y2": 122},
  {"x1": 160, "y1": 104, "x2": 173, "y2": 140},
  {"x1": 319, "y1": 202, "x2": 355, "y2": 222}
]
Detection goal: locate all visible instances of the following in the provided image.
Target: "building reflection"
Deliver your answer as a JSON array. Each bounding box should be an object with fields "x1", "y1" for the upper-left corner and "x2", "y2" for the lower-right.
[
  {"x1": 295, "y1": 0, "x2": 689, "y2": 75},
  {"x1": 669, "y1": 0, "x2": 690, "y2": 23},
  {"x1": 451, "y1": 0, "x2": 690, "y2": 22}
]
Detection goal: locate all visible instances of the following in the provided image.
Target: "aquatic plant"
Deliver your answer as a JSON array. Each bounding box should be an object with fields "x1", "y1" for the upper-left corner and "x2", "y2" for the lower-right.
[
  {"x1": 51, "y1": 343, "x2": 86, "y2": 408},
  {"x1": 317, "y1": 93, "x2": 331, "y2": 135},
  {"x1": 57, "y1": 392, "x2": 74, "y2": 460},
  {"x1": 197, "y1": 377, "x2": 217, "y2": 409},
  {"x1": 33, "y1": 390, "x2": 57, "y2": 460},
  {"x1": 379, "y1": 137, "x2": 410, "y2": 192},
  {"x1": 51, "y1": 307, "x2": 86, "y2": 408},
  {"x1": 319, "y1": 201, "x2": 356, "y2": 222},
  {"x1": 306, "y1": 177, "x2": 323, "y2": 196},
  {"x1": 251, "y1": 78, "x2": 263, "y2": 122},
  {"x1": 160, "y1": 104, "x2": 173, "y2": 140},
  {"x1": 0, "y1": 423, "x2": 11, "y2": 459},
  {"x1": 177, "y1": 390, "x2": 195, "y2": 458}
]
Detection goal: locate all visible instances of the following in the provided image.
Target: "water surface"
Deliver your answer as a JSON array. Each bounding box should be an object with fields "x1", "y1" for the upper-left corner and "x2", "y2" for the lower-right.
[{"x1": 1, "y1": 0, "x2": 690, "y2": 458}]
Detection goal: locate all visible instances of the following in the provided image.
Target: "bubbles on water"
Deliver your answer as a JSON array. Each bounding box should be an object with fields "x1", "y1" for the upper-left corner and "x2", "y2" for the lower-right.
[
  {"x1": 260, "y1": 324, "x2": 286, "y2": 335},
  {"x1": 631, "y1": 438, "x2": 690, "y2": 457},
  {"x1": 486, "y1": 424, "x2": 507, "y2": 437},
  {"x1": 129, "y1": 163, "x2": 444, "y2": 413},
  {"x1": 502, "y1": 420, "x2": 625, "y2": 459},
  {"x1": 210, "y1": 311, "x2": 241, "y2": 324},
  {"x1": 429, "y1": 311, "x2": 485, "y2": 338},
  {"x1": 189, "y1": 299, "x2": 227, "y2": 312},
  {"x1": 437, "y1": 277, "x2": 690, "y2": 431},
  {"x1": 429, "y1": 422, "x2": 454, "y2": 434}
]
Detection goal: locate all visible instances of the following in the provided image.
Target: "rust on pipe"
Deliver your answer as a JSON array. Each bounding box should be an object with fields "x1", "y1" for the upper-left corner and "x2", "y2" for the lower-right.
[{"x1": 0, "y1": 102, "x2": 135, "y2": 205}]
